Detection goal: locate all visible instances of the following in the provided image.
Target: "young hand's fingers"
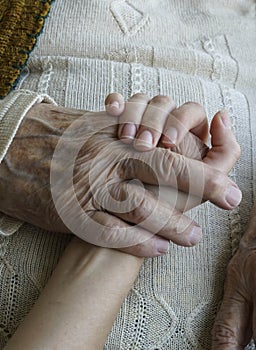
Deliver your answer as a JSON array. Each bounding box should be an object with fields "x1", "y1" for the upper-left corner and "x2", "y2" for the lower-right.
[
  {"x1": 105, "y1": 93, "x2": 125, "y2": 116},
  {"x1": 117, "y1": 93, "x2": 151, "y2": 143},
  {"x1": 133, "y1": 95, "x2": 176, "y2": 151},
  {"x1": 203, "y1": 110, "x2": 241, "y2": 173},
  {"x1": 120, "y1": 147, "x2": 242, "y2": 210},
  {"x1": 161, "y1": 102, "x2": 209, "y2": 147}
]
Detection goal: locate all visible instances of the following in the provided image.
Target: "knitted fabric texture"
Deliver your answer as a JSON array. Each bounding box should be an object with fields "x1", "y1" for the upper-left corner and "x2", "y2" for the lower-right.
[
  {"x1": 0, "y1": 1, "x2": 256, "y2": 349},
  {"x1": 0, "y1": 0, "x2": 53, "y2": 98}
]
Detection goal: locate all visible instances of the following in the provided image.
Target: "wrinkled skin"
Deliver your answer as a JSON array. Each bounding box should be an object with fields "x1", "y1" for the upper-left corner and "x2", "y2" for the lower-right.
[
  {"x1": 0, "y1": 102, "x2": 241, "y2": 256},
  {"x1": 212, "y1": 203, "x2": 256, "y2": 349}
]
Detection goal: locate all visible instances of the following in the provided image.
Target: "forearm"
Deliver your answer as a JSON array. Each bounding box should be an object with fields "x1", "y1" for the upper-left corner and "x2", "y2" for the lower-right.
[{"x1": 4, "y1": 238, "x2": 143, "y2": 350}]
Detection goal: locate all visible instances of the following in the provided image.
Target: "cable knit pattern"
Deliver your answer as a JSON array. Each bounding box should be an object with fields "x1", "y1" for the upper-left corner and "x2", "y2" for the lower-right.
[{"x1": 0, "y1": 0, "x2": 255, "y2": 348}]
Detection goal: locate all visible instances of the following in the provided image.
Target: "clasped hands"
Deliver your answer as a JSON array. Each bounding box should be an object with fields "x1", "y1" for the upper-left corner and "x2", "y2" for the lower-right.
[{"x1": 0, "y1": 92, "x2": 241, "y2": 257}]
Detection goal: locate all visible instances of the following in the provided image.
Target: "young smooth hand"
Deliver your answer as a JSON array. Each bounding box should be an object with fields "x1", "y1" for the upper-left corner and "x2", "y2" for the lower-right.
[{"x1": 105, "y1": 92, "x2": 241, "y2": 202}]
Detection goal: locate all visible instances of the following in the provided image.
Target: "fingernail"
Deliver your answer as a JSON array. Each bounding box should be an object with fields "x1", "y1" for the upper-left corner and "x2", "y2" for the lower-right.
[
  {"x1": 220, "y1": 109, "x2": 231, "y2": 129},
  {"x1": 189, "y1": 226, "x2": 202, "y2": 245},
  {"x1": 156, "y1": 239, "x2": 169, "y2": 254},
  {"x1": 163, "y1": 127, "x2": 178, "y2": 145},
  {"x1": 225, "y1": 185, "x2": 242, "y2": 208},
  {"x1": 109, "y1": 101, "x2": 120, "y2": 110},
  {"x1": 135, "y1": 130, "x2": 153, "y2": 148},
  {"x1": 120, "y1": 123, "x2": 136, "y2": 140}
]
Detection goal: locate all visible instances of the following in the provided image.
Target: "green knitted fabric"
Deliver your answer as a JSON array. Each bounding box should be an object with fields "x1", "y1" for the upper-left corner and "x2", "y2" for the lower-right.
[{"x1": 0, "y1": 0, "x2": 54, "y2": 99}]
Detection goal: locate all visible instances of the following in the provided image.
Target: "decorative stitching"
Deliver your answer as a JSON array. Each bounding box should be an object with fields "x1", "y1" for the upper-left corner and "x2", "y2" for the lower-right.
[
  {"x1": 110, "y1": 0, "x2": 149, "y2": 36},
  {"x1": 221, "y1": 86, "x2": 241, "y2": 255},
  {"x1": 130, "y1": 63, "x2": 145, "y2": 95},
  {"x1": 202, "y1": 38, "x2": 223, "y2": 82},
  {"x1": 37, "y1": 57, "x2": 53, "y2": 94}
]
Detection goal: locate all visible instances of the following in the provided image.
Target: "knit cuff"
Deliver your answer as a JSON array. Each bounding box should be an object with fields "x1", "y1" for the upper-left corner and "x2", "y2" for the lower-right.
[
  {"x1": 0, "y1": 89, "x2": 56, "y2": 164},
  {"x1": 0, "y1": 213, "x2": 23, "y2": 236},
  {"x1": 0, "y1": 89, "x2": 56, "y2": 236}
]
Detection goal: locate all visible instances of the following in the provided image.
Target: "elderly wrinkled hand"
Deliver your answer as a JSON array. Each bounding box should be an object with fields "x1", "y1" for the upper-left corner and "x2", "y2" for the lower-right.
[
  {"x1": 0, "y1": 100, "x2": 241, "y2": 257},
  {"x1": 211, "y1": 203, "x2": 256, "y2": 349}
]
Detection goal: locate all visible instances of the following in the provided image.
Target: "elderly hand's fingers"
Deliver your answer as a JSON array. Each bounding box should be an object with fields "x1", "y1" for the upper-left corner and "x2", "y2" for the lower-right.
[
  {"x1": 203, "y1": 110, "x2": 241, "y2": 173},
  {"x1": 119, "y1": 147, "x2": 242, "y2": 210},
  {"x1": 133, "y1": 95, "x2": 176, "y2": 151},
  {"x1": 211, "y1": 294, "x2": 251, "y2": 349},
  {"x1": 117, "y1": 235, "x2": 169, "y2": 257},
  {"x1": 174, "y1": 131, "x2": 209, "y2": 161},
  {"x1": 145, "y1": 184, "x2": 203, "y2": 212},
  {"x1": 83, "y1": 211, "x2": 171, "y2": 257},
  {"x1": 161, "y1": 102, "x2": 209, "y2": 147},
  {"x1": 211, "y1": 255, "x2": 252, "y2": 349},
  {"x1": 105, "y1": 93, "x2": 125, "y2": 116},
  {"x1": 101, "y1": 181, "x2": 202, "y2": 247}
]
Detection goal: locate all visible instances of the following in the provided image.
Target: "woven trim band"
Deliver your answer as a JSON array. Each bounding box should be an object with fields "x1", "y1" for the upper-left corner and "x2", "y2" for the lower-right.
[{"x1": 0, "y1": 0, "x2": 54, "y2": 99}]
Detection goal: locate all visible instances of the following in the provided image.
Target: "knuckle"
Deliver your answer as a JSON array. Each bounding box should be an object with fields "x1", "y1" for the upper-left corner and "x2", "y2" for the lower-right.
[
  {"x1": 170, "y1": 153, "x2": 189, "y2": 182},
  {"x1": 131, "y1": 93, "x2": 150, "y2": 101},
  {"x1": 129, "y1": 196, "x2": 151, "y2": 223},
  {"x1": 207, "y1": 171, "x2": 224, "y2": 198},
  {"x1": 100, "y1": 227, "x2": 122, "y2": 246},
  {"x1": 183, "y1": 101, "x2": 204, "y2": 112},
  {"x1": 132, "y1": 242, "x2": 150, "y2": 257},
  {"x1": 157, "y1": 150, "x2": 182, "y2": 184},
  {"x1": 151, "y1": 94, "x2": 175, "y2": 107},
  {"x1": 211, "y1": 323, "x2": 237, "y2": 346},
  {"x1": 134, "y1": 238, "x2": 161, "y2": 257},
  {"x1": 182, "y1": 101, "x2": 206, "y2": 119}
]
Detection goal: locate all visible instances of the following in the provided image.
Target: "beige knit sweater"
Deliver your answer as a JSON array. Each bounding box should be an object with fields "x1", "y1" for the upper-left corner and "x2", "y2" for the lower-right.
[{"x1": 0, "y1": 1, "x2": 255, "y2": 349}]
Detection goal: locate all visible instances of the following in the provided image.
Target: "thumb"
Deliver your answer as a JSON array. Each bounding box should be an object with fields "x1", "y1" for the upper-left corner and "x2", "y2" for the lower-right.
[{"x1": 203, "y1": 110, "x2": 241, "y2": 174}]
